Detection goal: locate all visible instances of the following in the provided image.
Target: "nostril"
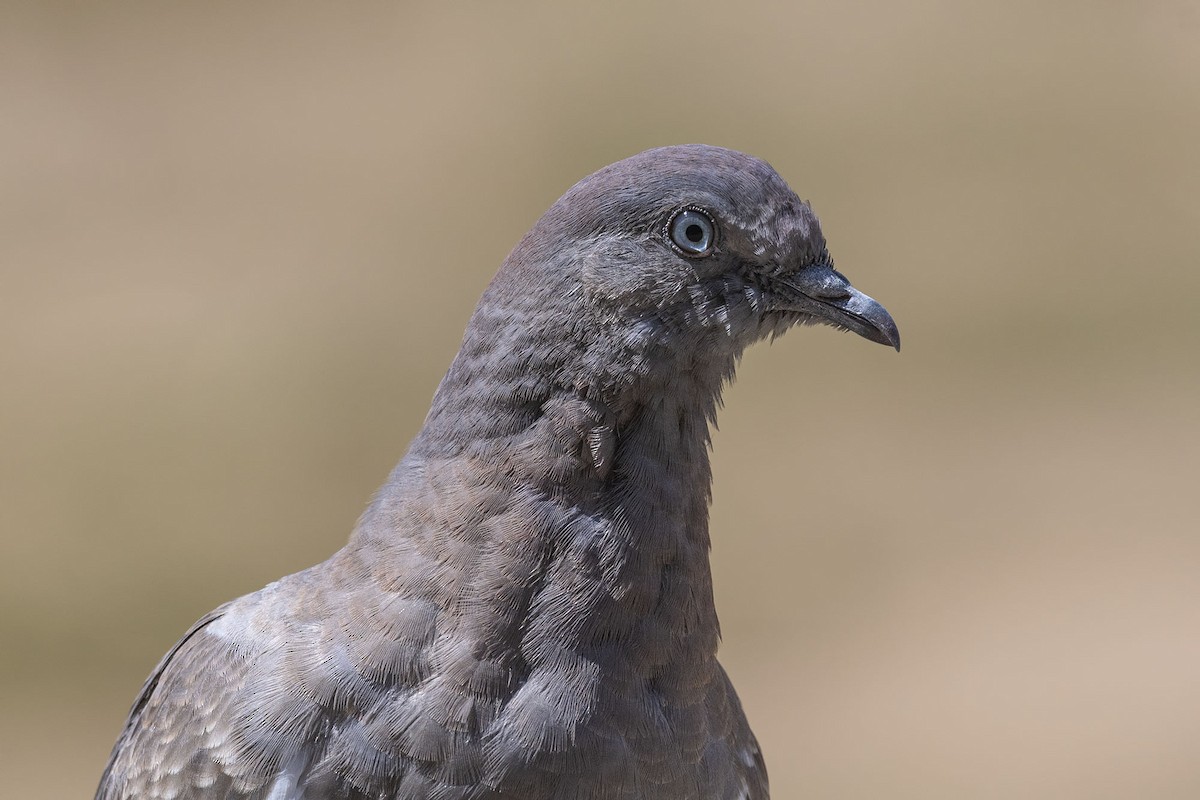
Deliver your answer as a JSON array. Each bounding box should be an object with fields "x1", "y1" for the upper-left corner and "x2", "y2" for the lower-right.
[
  {"x1": 789, "y1": 263, "x2": 852, "y2": 300},
  {"x1": 819, "y1": 287, "x2": 851, "y2": 300}
]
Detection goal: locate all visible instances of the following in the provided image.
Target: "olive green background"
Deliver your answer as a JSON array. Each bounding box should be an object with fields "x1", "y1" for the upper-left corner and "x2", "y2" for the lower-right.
[{"x1": 3, "y1": 2, "x2": 1197, "y2": 797}]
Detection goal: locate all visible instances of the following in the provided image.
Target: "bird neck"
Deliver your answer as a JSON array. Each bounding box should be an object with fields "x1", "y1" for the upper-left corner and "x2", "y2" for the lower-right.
[
  {"x1": 356, "y1": 328, "x2": 735, "y2": 678},
  {"x1": 588, "y1": 376, "x2": 726, "y2": 671}
]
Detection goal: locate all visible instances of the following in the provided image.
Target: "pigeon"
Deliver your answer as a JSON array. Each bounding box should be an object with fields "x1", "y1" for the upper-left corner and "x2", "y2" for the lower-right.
[{"x1": 96, "y1": 144, "x2": 899, "y2": 800}]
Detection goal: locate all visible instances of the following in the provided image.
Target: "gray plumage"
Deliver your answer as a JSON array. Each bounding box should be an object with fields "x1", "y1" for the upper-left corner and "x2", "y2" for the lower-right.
[{"x1": 97, "y1": 144, "x2": 899, "y2": 800}]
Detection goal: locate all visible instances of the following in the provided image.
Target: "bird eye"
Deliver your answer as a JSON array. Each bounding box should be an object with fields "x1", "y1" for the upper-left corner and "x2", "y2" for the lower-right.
[{"x1": 668, "y1": 208, "x2": 716, "y2": 257}]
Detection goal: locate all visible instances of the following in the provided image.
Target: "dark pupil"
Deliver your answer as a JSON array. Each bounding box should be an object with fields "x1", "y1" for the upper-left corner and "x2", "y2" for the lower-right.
[{"x1": 685, "y1": 223, "x2": 705, "y2": 244}]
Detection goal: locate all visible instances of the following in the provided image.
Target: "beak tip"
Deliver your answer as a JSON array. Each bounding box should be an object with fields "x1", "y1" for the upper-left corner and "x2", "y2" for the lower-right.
[
  {"x1": 886, "y1": 326, "x2": 901, "y2": 352},
  {"x1": 869, "y1": 314, "x2": 901, "y2": 352}
]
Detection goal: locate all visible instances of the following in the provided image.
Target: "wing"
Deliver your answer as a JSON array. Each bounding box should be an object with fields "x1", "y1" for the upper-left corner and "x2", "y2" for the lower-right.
[
  {"x1": 95, "y1": 575, "x2": 338, "y2": 800},
  {"x1": 94, "y1": 561, "x2": 462, "y2": 800},
  {"x1": 95, "y1": 602, "x2": 265, "y2": 799}
]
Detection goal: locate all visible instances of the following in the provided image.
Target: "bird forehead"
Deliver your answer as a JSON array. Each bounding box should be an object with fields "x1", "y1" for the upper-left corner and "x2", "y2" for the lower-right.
[{"x1": 742, "y1": 194, "x2": 823, "y2": 249}]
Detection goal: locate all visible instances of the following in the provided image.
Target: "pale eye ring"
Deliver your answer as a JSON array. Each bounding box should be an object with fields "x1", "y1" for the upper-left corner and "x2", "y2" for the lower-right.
[{"x1": 667, "y1": 208, "x2": 716, "y2": 257}]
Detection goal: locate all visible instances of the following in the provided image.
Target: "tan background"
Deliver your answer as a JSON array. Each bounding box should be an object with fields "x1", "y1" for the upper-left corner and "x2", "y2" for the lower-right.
[{"x1": 3, "y1": 2, "x2": 1198, "y2": 797}]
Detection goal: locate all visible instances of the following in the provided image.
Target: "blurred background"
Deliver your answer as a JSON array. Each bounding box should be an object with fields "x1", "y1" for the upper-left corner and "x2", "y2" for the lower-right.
[{"x1": 3, "y1": 1, "x2": 1198, "y2": 797}]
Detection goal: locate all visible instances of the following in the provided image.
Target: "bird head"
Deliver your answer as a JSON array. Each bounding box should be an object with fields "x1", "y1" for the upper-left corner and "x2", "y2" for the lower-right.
[
  {"x1": 508, "y1": 145, "x2": 898, "y2": 359},
  {"x1": 458, "y1": 145, "x2": 899, "y2": 422}
]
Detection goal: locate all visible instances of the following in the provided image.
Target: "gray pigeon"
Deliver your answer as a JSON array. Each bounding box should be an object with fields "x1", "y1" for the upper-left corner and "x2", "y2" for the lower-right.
[{"x1": 97, "y1": 144, "x2": 899, "y2": 800}]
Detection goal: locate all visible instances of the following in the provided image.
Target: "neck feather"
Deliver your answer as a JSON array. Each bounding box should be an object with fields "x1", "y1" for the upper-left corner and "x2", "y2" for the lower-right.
[{"x1": 353, "y1": 304, "x2": 740, "y2": 679}]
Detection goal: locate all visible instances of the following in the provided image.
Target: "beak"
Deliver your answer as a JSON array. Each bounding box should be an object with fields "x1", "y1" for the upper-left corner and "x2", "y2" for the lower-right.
[{"x1": 775, "y1": 263, "x2": 901, "y2": 351}]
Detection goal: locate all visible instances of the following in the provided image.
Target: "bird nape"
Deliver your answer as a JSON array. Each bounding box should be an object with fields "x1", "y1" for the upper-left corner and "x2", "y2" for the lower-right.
[{"x1": 97, "y1": 144, "x2": 898, "y2": 800}]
